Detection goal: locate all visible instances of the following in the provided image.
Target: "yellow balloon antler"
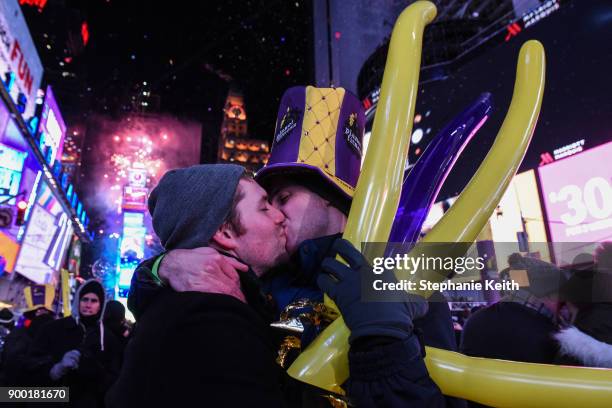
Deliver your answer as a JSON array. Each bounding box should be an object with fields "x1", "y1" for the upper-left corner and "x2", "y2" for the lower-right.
[
  {"x1": 413, "y1": 43, "x2": 612, "y2": 407},
  {"x1": 400, "y1": 39, "x2": 546, "y2": 292},
  {"x1": 287, "y1": 0, "x2": 437, "y2": 393},
  {"x1": 425, "y1": 348, "x2": 612, "y2": 407}
]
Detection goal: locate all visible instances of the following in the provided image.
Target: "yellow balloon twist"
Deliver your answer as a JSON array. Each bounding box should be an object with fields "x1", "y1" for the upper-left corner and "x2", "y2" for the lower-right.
[
  {"x1": 289, "y1": 1, "x2": 612, "y2": 406},
  {"x1": 288, "y1": 0, "x2": 437, "y2": 394},
  {"x1": 400, "y1": 39, "x2": 546, "y2": 290},
  {"x1": 425, "y1": 347, "x2": 612, "y2": 408}
]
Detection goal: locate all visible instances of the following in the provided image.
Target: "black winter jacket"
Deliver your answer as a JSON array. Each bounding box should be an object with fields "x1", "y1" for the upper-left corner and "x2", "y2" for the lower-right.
[
  {"x1": 124, "y1": 238, "x2": 448, "y2": 407},
  {"x1": 107, "y1": 289, "x2": 286, "y2": 407},
  {"x1": 27, "y1": 281, "x2": 122, "y2": 408}
]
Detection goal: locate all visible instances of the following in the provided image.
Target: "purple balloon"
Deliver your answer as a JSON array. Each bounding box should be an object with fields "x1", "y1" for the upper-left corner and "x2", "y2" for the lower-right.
[{"x1": 388, "y1": 93, "x2": 493, "y2": 248}]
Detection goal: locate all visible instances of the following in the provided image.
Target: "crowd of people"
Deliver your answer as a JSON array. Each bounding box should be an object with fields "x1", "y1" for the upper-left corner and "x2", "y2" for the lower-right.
[
  {"x1": 0, "y1": 86, "x2": 610, "y2": 407},
  {"x1": 0, "y1": 282, "x2": 131, "y2": 407}
]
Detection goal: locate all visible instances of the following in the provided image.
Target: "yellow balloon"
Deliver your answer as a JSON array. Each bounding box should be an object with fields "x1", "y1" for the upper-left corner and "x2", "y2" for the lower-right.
[
  {"x1": 288, "y1": 1, "x2": 612, "y2": 407},
  {"x1": 400, "y1": 40, "x2": 546, "y2": 291},
  {"x1": 288, "y1": 0, "x2": 437, "y2": 394},
  {"x1": 425, "y1": 347, "x2": 612, "y2": 408}
]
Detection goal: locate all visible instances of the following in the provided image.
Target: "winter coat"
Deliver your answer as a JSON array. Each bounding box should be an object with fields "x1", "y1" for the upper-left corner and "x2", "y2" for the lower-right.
[
  {"x1": 106, "y1": 288, "x2": 287, "y2": 408},
  {"x1": 264, "y1": 234, "x2": 466, "y2": 408},
  {"x1": 27, "y1": 280, "x2": 122, "y2": 408},
  {"x1": 459, "y1": 302, "x2": 560, "y2": 408},
  {"x1": 460, "y1": 302, "x2": 559, "y2": 364},
  {"x1": 555, "y1": 303, "x2": 612, "y2": 368},
  {"x1": 125, "y1": 237, "x2": 449, "y2": 407},
  {"x1": 0, "y1": 314, "x2": 55, "y2": 386}
]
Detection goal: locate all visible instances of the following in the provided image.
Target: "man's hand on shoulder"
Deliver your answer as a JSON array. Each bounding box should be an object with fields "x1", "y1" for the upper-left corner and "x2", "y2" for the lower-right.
[{"x1": 159, "y1": 247, "x2": 248, "y2": 303}]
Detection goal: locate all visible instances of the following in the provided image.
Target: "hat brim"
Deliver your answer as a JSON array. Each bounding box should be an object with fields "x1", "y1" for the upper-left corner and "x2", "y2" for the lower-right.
[
  {"x1": 22, "y1": 305, "x2": 54, "y2": 314},
  {"x1": 256, "y1": 163, "x2": 354, "y2": 200}
]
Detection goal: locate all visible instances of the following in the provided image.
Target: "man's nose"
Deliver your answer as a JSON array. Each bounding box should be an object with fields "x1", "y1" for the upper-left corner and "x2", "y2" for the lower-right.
[{"x1": 271, "y1": 206, "x2": 285, "y2": 224}]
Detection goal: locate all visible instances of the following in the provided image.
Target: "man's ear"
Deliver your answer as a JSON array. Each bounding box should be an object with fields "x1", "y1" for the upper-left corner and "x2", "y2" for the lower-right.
[{"x1": 211, "y1": 223, "x2": 238, "y2": 251}]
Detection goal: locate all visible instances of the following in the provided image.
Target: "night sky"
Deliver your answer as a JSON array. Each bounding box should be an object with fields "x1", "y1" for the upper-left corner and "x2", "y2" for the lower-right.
[
  {"x1": 24, "y1": 0, "x2": 314, "y2": 139},
  {"x1": 21, "y1": 0, "x2": 612, "y2": 213},
  {"x1": 408, "y1": 0, "x2": 612, "y2": 199}
]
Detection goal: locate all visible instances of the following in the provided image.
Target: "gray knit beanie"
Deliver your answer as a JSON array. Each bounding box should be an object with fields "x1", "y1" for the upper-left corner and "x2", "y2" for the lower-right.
[
  {"x1": 148, "y1": 164, "x2": 245, "y2": 250},
  {"x1": 507, "y1": 253, "x2": 570, "y2": 298}
]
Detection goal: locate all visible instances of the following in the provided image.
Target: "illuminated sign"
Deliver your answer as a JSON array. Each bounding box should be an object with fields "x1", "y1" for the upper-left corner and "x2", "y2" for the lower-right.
[
  {"x1": 123, "y1": 212, "x2": 144, "y2": 227},
  {"x1": 0, "y1": 231, "x2": 20, "y2": 272},
  {"x1": 120, "y1": 226, "x2": 146, "y2": 259},
  {"x1": 539, "y1": 152, "x2": 554, "y2": 166},
  {"x1": 553, "y1": 139, "x2": 584, "y2": 160},
  {"x1": 539, "y1": 141, "x2": 612, "y2": 244},
  {"x1": 81, "y1": 22, "x2": 89, "y2": 46},
  {"x1": 18, "y1": 0, "x2": 48, "y2": 13},
  {"x1": 14, "y1": 202, "x2": 72, "y2": 284},
  {"x1": 504, "y1": 22, "x2": 523, "y2": 42},
  {"x1": 0, "y1": 0, "x2": 44, "y2": 118},
  {"x1": 226, "y1": 104, "x2": 246, "y2": 120},
  {"x1": 0, "y1": 143, "x2": 26, "y2": 171},
  {"x1": 362, "y1": 87, "x2": 381, "y2": 117},
  {"x1": 127, "y1": 167, "x2": 147, "y2": 188},
  {"x1": 540, "y1": 140, "x2": 587, "y2": 166},
  {"x1": 117, "y1": 207, "x2": 146, "y2": 294},
  {"x1": 37, "y1": 86, "x2": 66, "y2": 166},
  {"x1": 0, "y1": 143, "x2": 27, "y2": 202},
  {"x1": 118, "y1": 261, "x2": 138, "y2": 289},
  {"x1": 522, "y1": 0, "x2": 561, "y2": 28},
  {"x1": 122, "y1": 186, "x2": 148, "y2": 211},
  {"x1": 46, "y1": 212, "x2": 73, "y2": 271}
]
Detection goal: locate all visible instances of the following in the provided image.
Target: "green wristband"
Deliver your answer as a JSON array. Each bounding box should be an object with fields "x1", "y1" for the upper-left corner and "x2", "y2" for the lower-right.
[{"x1": 151, "y1": 253, "x2": 167, "y2": 286}]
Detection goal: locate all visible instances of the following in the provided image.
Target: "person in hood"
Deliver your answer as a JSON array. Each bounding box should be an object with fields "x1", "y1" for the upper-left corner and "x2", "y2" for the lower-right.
[
  {"x1": 0, "y1": 308, "x2": 15, "y2": 351},
  {"x1": 555, "y1": 244, "x2": 612, "y2": 368},
  {"x1": 103, "y1": 300, "x2": 131, "y2": 349},
  {"x1": 0, "y1": 306, "x2": 55, "y2": 386},
  {"x1": 27, "y1": 279, "x2": 122, "y2": 408},
  {"x1": 460, "y1": 254, "x2": 568, "y2": 365},
  {"x1": 1, "y1": 286, "x2": 57, "y2": 387},
  {"x1": 0, "y1": 308, "x2": 15, "y2": 384}
]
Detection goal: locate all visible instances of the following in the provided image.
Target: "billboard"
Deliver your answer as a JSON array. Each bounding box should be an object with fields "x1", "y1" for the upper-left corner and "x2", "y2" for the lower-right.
[
  {"x1": 538, "y1": 142, "x2": 612, "y2": 263},
  {"x1": 128, "y1": 167, "x2": 147, "y2": 188},
  {"x1": 122, "y1": 186, "x2": 148, "y2": 211},
  {"x1": 0, "y1": 142, "x2": 27, "y2": 202},
  {"x1": 0, "y1": 0, "x2": 43, "y2": 118},
  {"x1": 14, "y1": 181, "x2": 73, "y2": 284},
  {"x1": 118, "y1": 261, "x2": 138, "y2": 290},
  {"x1": 120, "y1": 226, "x2": 146, "y2": 260},
  {"x1": 37, "y1": 86, "x2": 66, "y2": 166},
  {"x1": 123, "y1": 211, "x2": 144, "y2": 227}
]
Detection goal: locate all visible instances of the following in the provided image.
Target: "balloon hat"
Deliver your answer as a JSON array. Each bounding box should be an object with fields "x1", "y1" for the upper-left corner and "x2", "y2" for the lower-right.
[{"x1": 256, "y1": 86, "x2": 364, "y2": 214}]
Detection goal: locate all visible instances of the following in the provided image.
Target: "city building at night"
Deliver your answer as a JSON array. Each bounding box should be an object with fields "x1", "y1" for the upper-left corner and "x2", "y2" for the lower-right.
[{"x1": 217, "y1": 89, "x2": 269, "y2": 172}]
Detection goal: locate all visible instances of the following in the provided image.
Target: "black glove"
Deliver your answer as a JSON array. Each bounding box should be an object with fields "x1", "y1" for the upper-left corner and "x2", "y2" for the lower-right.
[{"x1": 318, "y1": 238, "x2": 428, "y2": 344}]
